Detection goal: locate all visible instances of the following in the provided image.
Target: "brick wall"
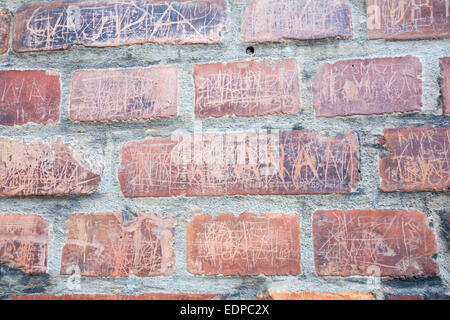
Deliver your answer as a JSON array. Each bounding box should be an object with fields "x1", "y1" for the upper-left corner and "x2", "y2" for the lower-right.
[{"x1": 0, "y1": 0, "x2": 449, "y2": 300}]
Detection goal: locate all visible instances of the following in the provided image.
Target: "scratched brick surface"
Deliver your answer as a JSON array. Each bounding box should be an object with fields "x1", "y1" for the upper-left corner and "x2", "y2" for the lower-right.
[
  {"x1": 0, "y1": 70, "x2": 61, "y2": 126},
  {"x1": 379, "y1": 127, "x2": 449, "y2": 192},
  {"x1": 0, "y1": 138, "x2": 103, "y2": 196},
  {"x1": 60, "y1": 213, "x2": 175, "y2": 277},
  {"x1": 367, "y1": 0, "x2": 450, "y2": 39},
  {"x1": 0, "y1": 214, "x2": 48, "y2": 275},
  {"x1": 70, "y1": 66, "x2": 177, "y2": 122},
  {"x1": 242, "y1": 0, "x2": 353, "y2": 42},
  {"x1": 187, "y1": 213, "x2": 301, "y2": 276},
  {"x1": 0, "y1": 9, "x2": 10, "y2": 54},
  {"x1": 118, "y1": 130, "x2": 359, "y2": 197},
  {"x1": 441, "y1": 57, "x2": 450, "y2": 114},
  {"x1": 266, "y1": 291, "x2": 376, "y2": 300},
  {"x1": 313, "y1": 210, "x2": 439, "y2": 277},
  {"x1": 193, "y1": 59, "x2": 301, "y2": 118},
  {"x1": 313, "y1": 56, "x2": 423, "y2": 117},
  {"x1": 13, "y1": 0, "x2": 228, "y2": 52},
  {"x1": 11, "y1": 293, "x2": 223, "y2": 300}
]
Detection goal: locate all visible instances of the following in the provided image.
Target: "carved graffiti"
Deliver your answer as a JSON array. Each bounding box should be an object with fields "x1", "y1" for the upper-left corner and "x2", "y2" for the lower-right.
[
  {"x1": 0, "y1": 9, "x2": 10, "y2": 54},
  {"x1": 193, "y1": 59, "x2": 301, "y2": 118},
  {"x1": 13, "y1": 0, "x2": 228, "y2": 52},
  {"x1": 441, "y1": 57, "x2": 450, "y2": 114},
  {"x1": 313, "y1": 56, "x2": 423, "y2": 117}
]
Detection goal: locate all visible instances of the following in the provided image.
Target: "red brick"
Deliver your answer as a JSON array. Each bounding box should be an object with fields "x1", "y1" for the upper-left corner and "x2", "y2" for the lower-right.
[
  {"x1": 313, "y1": 209, "x2": 439, "y2": 277},
  {"x1": 0, "y1": 138, "x2": 102, "y2": 197},
  {"x1": 242, "y1": 0, "x2": 353, "y2": 42},
  {"x1": 266, "y1": 291, "x2": 376, "y2": 300},
  {"x1": 187, "y1": 213, "x2": 300, "y2": 276},
  {"x1": 70, "y1": 66, "x2": 177, "y2": 122},
  {"x1": 0, "y1": 214, "x2": 48, "y2": 274},
  {"x1": 60, "y1": 213, "x2": 175, "y2": 277},
  {"x1": 0, "y1": 9, "x2": 10, "y2": 54},
  {"x1": 118, "y1": 130, "x2": 359, "y2": 197},
  {"x1": 441, "y1": 57, "x2": 450, "y2": 114},
  {"x1": 0, "y1": 70, "x2": 61, "y2": 126},
  {"x1": 367, "y1": 0, "x2": 450, "y2": 40},
  {"x1": 379, "y1": 127, "x2": 449, "y2": 192},
  {"x1": 313, "y1": 56, "x2": 422, "y2": 117},
  {"x1": 13, "y1": 0, "x2": 228, "y2": 52},
  {"x1": 193, "y1": 59, "x2": 301, "y2": 118},
  {"x1": 11, "y1": 293, "x2": 223, "y2": 300}
]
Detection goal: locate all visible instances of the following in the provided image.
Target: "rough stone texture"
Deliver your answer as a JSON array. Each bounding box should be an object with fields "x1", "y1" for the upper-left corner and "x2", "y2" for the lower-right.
[
  {"x1": 0, "y1": 9, "x2": 10, "y2": 54},
  {"x1": 441, "y1": 57, "x2": 450, "y2": 114},
  {"x1": 313, "y1": 209, "x2": 439, "y2": 277},
  {"x1": 119, "y1": 130, "x2": 359, "y2": 197},
  {"x1": 187, "y1": 213, "x2": 300, "y2": 276},
  {"x1": 193, "y1": 59, "x2": 301, "y2": 118},
  {"x1": 242, "y1": 0, "x2": 353, "y2": 42},
  {"x1": 367, "y1": 0, "x2": 450, "y2": 40},
  {"x1": 379, "y1": 127, "x2": 449, "y2": 192},
  {"x1": 10, "y1": 293, "x2": 224, "y2": 300},
  {"x1": 13, "y1": 0, "x2": 228, "y2": 52},
  {"x1": 70, "y1": 66, "x2": 178, "y2": 122},
  {"x1": 0, "y1": 214, "x2": 48, "y2": 275},
  {"x1": 313, "y1": 56, "x2": 422, "y2": 117},
  {"x1": 0, "y1": 70, "x2": 61, "y2": 126},
  {"x1": 60, "y1": 213, "x2": 175, "y2": 277},
  {"x1": 267, "y1": 291, "x2": 376, "y2": 300}
]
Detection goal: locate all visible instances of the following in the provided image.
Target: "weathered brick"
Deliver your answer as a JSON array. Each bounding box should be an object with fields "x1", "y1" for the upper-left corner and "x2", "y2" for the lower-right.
[
  {"x1": 70, "y1": 66, "x2": 177, "y2": 122},
  {"x1": 187, "y1": 213, "x2": 300, "y2": 276},
  {"x1": 0, "y1": 70, "x2": 61, "y2": 126},
  {"x1": 118, "y1": 130, "x2": 359, "y2": 197},
  {"x1": 266, "y1": 291, "x2": 376, "y2": 300},
  {"x1": 313, "y1": 209, "x2": 439, "y2": 277},
  {"x1": 60, "y1": 213, "x2": 175, "y2": 277},
  {"x1": 379, "y1": 127, "x2": 449, "y2": 192},
  {"x1": 193, "y1": 59, "x2": 301, "y2": 118},
  {"x1": 313, "y1": 56, "x2": 422, "y2": 117},
  {"x1": 441, "y1": 57, "x2": 450, "y2": 114},
  {"x1": 367, "y1": 0, "x2": 450, "y2": 40},
  {"x1": 11, "y1": 293, "x2": 223, "y2": 300},
  {"x1": 0, "y1": 9, "x2": 10, "y2": 54},
  {"x1": 0, "y1": 214, "x2": 48, "y2": 274},
  {"x1": 13, "y1": 0, "x2": 228, "y2": 52},
  {"x1": 0, "y1": 138, "x2": 102, "y2": 197},
  {"x1": 242, "y1": 0, "x2": 353, "y2": 42}
]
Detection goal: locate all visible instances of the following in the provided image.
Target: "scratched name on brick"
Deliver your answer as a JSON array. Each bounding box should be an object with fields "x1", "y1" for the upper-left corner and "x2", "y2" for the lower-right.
[
  {"x1": 118, "y1": 130, "x2": 360, "y2": 197},
  {"x1": 367, "y1": 0, "x2": 450, "y2": 39},
  {"x1": 193, "y1": 59, "x2": 301, "y2": 118},
  {"x1": 187, "y1": 213, "x2": 301, "y2": 276},
  {"x1": 313, "y1": 56, "x2": 423, "y2": 117},
  {"x1": 0, "y1": 138, "x2": 103, "y2": 196},
  {"x1": 70, "y1": 66, "x2": 177, "y2": 122},
  {"x1": 60, "y1": 213, "x2": 175, "y2": 277},
  {"x1": 0, "y1": 214, "x2": 48, "y2": 274},
  {"x1": 313, "y1": 210, "x2": 439, "y2": 277},
  {"x1": 242, "y1": 0, "x2": 353, "y2": 42},
  {"x1": 0, "y1": 70, "x2": 61, "y2": 126},
  {"x1": 441, "y1": 57, "x2": 450, "y2": 114},
  {"x1": 0, "y1": 9, "x2": 10, "y2": 54},
  {"x1": 13, "y1": 0, "x2": 228, "y2": 52},
  {"x1": 379, "y1": 127, "x2": 449, "y2": 192}
]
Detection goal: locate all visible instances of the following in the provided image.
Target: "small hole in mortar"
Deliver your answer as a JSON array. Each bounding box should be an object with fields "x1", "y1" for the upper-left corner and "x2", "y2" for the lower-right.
[{"x1": 246, "y1": 46, "x2": 255, "y2": 55}]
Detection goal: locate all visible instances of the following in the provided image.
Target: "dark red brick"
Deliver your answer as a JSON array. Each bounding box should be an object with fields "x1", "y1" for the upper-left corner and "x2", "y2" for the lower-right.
[
  {"x1": 70, "y1": 66, "x2": 177, "y2": 122},
  {"x1": 379, "y1": 127, "x2": 449, "y2": 192},
  {"x1": 441, "y1": 57, "x2": 450, "y2": 114},
  {"x1": 0, "y1": 214, "x2": 48, "y2": 274},
  {"x1": 367, "y1": 0, "x2": 450, "y2": 40},
  {"x1": 193, "y1": 59, "x2": 301, "y2": 118},
  {"x1": 242, "y1": 0, "x2": 353, "y2": 42},
  {"x1": 11, "y1": 293, "x2": 223, "y2": 300},
  {"x1": 0, "y1": 9, "x2": 10, "y2": 54},
  {"x1": 60, "y1": 213, "x2": 175, "y2": 277},
  {"x1": 0, "y1": 70, "x2": 61, "y2": 125},
  {"x1": 0, "y1": 138, "x2": 102, "y2": 197},
  {"x1": 118, "y1": 130, "x2": 359, "y2": 197},
  {"x1": 313, "y1": 209, "x2": 439, "y2": 277},
  {"x1": 266, "y1": 291, "x2": 376, "y2": 300},
  {"x1": 313, "y1": 56, "x2": 422, "y2": 117},
  {"x1": 187, "y1": 213, "x2": 300, "y2": 276},
  {"x1": 13, "y1": 0, "x2": 228, "y2": 52}
]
